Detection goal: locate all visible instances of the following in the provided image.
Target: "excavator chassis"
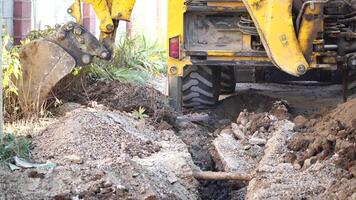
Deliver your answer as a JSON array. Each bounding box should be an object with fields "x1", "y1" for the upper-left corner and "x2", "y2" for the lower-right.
[{"x1": 167, "y1": 0, "x2": 356, "y2": 109}]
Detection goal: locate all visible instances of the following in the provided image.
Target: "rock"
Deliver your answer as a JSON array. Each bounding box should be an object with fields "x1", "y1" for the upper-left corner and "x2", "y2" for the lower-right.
[
  {"x1": 167, "y1": 175, "x2": 178, "y2": 184},
  {"x1": 303, "y1": 157, "x2": 317, "y2": 169},
  {"x1": 51, "y1": 102, "x2": 82, "y2": 116},
  {"x1": 244, "y1": 145, "x2": 251, "y2": 150},
  {"x1": 249, "y1": 138, "x2": 267, "y2": 145},
  {"x1": 89, "y1": 184, "x2": 100, "y2": 193},
  {"x1": 64, "y1": 155, "x2": 83, "y2": 164},
  {"x1": 293, "y1": 115, "x2": 308, "y2": 129},
  {"x1": 103, "y1": 181, "x2": 113, "y2": 188},
  {"x1": 293, "y1": 163, "x2": 302, "y2": 170},
  {"x1": 236, "y1": 111, "x2": 248, "y2": 125},
  {"x1": 220, "y1": 128, "x2": 232, "y2": 135},
  {"x1": 212, "y1": 133, "x2": 257, "y2": 174},
  {"x1": 28, "y1": 171, "x2": 45, "y2": 179},
  {"x1": 288, "y1": 136, "x2": 310, "y2": 151},
  {"x1": 270, "y1": 101, "x2": 289, "y2": 120},
  {"x1": 283, "y1": 152, "x2": 297, "y2": 163},
  {"x1": 100, "y1": 187, "x2": 113, "y2": 194},
  {"x1": 157, "y1": 121, "x2": 172, "y2": 131},
  {"x1": 231, "y1": 123, "x2": 246, "y2": 140}
]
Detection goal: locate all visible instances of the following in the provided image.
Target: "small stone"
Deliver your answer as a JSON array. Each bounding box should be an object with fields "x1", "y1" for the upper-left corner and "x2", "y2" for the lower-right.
[
  {"x1": 64, "y1": 155, "x2": 83, "y2": 164},
  {"x1": 293, "y1": 163, "x2": 302, "y2": 170},
  {"x1": 89, "y1": 185, "x2": 100, "y2": 193},
  {"x1": 91, "y1": 171, "x2": 104, "y2": 181},
  {"x1": 244, "y1": 145, "x2": 251, "y2": 150},
  {"x1": 28, "y1": 171, "x2": 45, "y2": 179},
  {"x1": 249, "y1": 138, "x2": 267, "y2": 145},
  {"x1": 144, "y1": 194, "x2": 158, "y2": 200},
  {"x1": 132, "y1": 172, "x2": 140, "y2": 177},
  {"x1": 236, "y1": 113, "x2": 248, "y2": 125},
  {"x1": 100, "y1": 187, "x2": 113, "y2": 194},
  {"x1": 157, "y1": 121, "x2": 172, "y2": 130},
  {"x1": 293, "y1": 115, "x2": 308, "y2": 129},
  {"x1": 103, "y1": 181, "x2": 113, "y2": 188},
  {"x1": 288, "y1": 136, "x2": 310, "y2": 151},
  {"x1": 167, "y1": 175, "x2": 178, "y2": 184},
  {"x1": 303, "y1": 156, "x2": 317, "y2": 169},
  {"x1": 220, "y1": 128, "x2": 232, "y2": 135},
  {"x1": 231, "y1": 123, "x2": 246, "y2": 140},
  {"x1": 283, "y1": 152, "x2": 297, "y2": 163}
]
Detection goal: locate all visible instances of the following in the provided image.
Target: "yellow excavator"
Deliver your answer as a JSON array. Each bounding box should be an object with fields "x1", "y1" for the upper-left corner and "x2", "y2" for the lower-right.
[{"x1": 17, "y1": 0, "x2": 356, "y2": 113}]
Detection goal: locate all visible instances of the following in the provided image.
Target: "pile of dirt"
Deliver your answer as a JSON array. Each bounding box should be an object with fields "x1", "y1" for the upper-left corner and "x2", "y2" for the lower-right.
[
  {"x1": 0, "y1": 107, "x2": 199, "y2": 199},
  {"x1": 211, "y1": 100, "x2": 355, "y2": 199},
  {"x1": 212, "y1": 92, "x2": 277, "y2": 121},
  {"x1": 286, "y1": 99, "x2": 356, "y2": 199},
  {"x1": 51, "y1": 78, "x2": 175, "y2": 124}
]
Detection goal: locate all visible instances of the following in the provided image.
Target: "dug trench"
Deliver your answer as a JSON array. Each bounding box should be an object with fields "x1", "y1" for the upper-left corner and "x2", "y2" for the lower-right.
[
  {"x1": 49, "y1": 76, "x2": 279, "y2": 199},
  {"x1": 1, "y1": 75, "x2": 355, "y2": 199}
]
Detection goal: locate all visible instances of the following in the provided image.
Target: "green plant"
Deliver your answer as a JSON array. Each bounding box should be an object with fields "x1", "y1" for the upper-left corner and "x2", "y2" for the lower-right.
[
  {"x1": 89, "y1": 35, "x2": 167, "y2": 85},
  {"x1": 0, "y1": 133, "x2": 30, "y2": 164},
  {"x1": 2, "y1": 26, "x2": 56, "y2": 122},
  {"x1": 25, "y1": 25, "x2": 55, "y2": 41},
  {"x1": 2, "y1": 35, "x2": 22, "y2": 121},
  {"x1": 132, "y1": 106, "x2": 148, "y2": 120}
]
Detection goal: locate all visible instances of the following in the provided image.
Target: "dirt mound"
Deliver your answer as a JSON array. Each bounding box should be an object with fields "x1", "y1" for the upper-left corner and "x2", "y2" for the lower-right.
[
  {"x1": 0, "y1": 108, "x2": 199, "y2": 200},
  {"x1": 212, "y1": 92, "x2": 277, "y2": 121},
  {"x1": 52, "y1": 79, "x2": 175, "y2": 124},
  {"x1": 285, "y1": 99, "x2": 356, "y2": 199},
  {"x1": 288, "y1": 99, "x2": 356, "y2": 175}
]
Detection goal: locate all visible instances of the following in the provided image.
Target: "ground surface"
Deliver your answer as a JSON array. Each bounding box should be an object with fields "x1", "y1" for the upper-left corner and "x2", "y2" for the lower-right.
[{"x1": 1, "y1": 80, "x2": 355, "y2": 200}]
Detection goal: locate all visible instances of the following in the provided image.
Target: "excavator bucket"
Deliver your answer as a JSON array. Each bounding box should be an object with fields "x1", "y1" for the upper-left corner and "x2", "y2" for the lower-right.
[
  {"x1": 16, "y1": 22, "x2": 110, "y2": 115},
  {"x1": 17, "y1": 40, "x2": 76, "y2": 114}
]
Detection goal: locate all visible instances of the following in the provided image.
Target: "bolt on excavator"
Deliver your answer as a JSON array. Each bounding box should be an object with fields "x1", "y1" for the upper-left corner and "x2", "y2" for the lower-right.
[{"x1": 17, "y1": 0, "x2": 356, "y2": 113}]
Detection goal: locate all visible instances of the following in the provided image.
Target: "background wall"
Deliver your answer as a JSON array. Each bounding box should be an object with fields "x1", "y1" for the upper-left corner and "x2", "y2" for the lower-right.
[
  {"x1": 0, "y1": 0, "x2": 167, "y2": 44},
  {"x1": 0, "y1": 0, "x2": 14, "y2": 35},
  {"x1": 131, "y1": 0, "x2": 167, "y2": 43}
]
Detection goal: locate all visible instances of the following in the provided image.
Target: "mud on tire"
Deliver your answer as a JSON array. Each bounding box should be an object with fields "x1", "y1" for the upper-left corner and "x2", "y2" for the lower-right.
[
  {"x1": 182, "y1": 65, "x2": 221, "y2": 108},
  {"x1": 220, "y1": 66, "x2": 236, "y2": 94}
]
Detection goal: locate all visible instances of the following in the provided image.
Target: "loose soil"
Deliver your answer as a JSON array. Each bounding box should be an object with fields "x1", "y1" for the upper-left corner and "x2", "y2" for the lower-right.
[{"x1": 1, "y1": 79, "x2": 355, "y2": 200}]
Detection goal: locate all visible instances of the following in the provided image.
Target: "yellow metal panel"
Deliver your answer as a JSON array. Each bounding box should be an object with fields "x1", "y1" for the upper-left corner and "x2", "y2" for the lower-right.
[
  {"x1": 167, "y1": 0, "x2": 188, "y2": 77},
  {"x1": 298, "y1": 4, "x2": 323, "y2": 63},
  {"x1": 68, "y1": 0, "x2": 82, "y2": 24},
  {"x1": 242, "y1": 0, "x2": 309, "y2": 76},
  {"x1": 83, "y1": 0, "x2": 114, "y2": 33},
  {"x1": 111, "y1": 0, "x2": 136, "y2": 21},
  {"x1": 242, "y1": 34, "x2": 252, "y2": 50}
]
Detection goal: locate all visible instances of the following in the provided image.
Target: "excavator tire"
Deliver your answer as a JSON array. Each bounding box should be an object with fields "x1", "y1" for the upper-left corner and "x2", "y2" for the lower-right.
[
  {"x1": 182, "y1": 65, "x2": 221, "y2": 109},
  {"x1": 220, "y1": 66, "x2": 236, "y2": 94}
]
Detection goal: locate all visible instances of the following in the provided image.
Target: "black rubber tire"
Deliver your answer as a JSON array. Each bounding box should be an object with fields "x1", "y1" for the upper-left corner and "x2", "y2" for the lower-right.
[
  {"x1": 182, "y1": 65, "x2": 221, "y2": 108},
  {"x1": 220, "y1": 66, "x2": 236, "y2": 94}
]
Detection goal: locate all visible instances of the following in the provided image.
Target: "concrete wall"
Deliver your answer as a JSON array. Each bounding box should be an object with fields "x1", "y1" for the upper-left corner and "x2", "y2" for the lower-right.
[
  {"x1": 0, "y1": 0, "x2": 167, "y2": 45},
  {"x1": 13, "y1": 0, "x2": 32, "y2": 43},
  {"x1": 33, "y1": 0, "x2": 72, "y2": 30},
  {"x1": 0, "y1": 0, "x2": 14, "y2": 35},
  {"x1": 131, "y1": 0, "x2": 167, "y2": 43}
]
